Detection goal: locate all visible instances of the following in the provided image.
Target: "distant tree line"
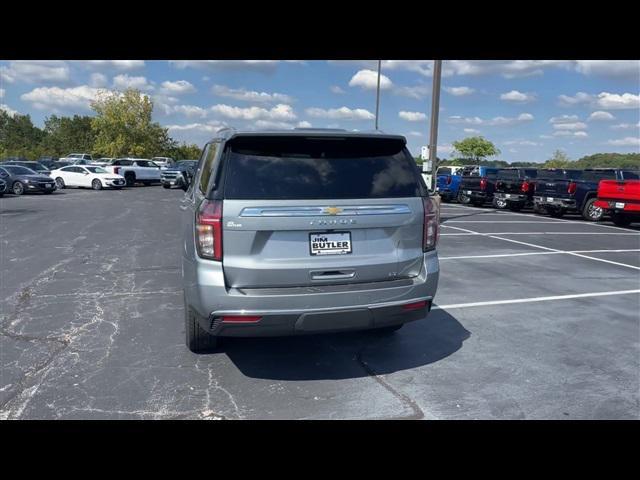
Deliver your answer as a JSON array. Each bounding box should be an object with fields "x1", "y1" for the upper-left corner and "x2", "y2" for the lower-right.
[
  {"x1": 413, "y1": 136, "x2": 639, "y2": 170},
  {"x1": 0, "y1": 88, "x2": 203, "y2": 161}
]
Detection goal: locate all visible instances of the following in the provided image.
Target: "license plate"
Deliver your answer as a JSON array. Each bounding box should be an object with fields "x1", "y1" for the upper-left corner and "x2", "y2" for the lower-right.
[
  {"x1": 310, "y1": 232, "x2": 352, "y2": 256},
  {"x1": 46, "y1": 184, "x2": 52, "y2": 188},
  {"x1": 547, "y1": 197, "x2": 554, "y2": 202},
  {"x1": 615, "y1": 202, "x2": 625, "y2": 209},
  {"x1": 505, "y1": 194, "x2": 511, "y2": 198},
  {"x1": 466, "y1": 190, "x2": 472, "y2": 195}
]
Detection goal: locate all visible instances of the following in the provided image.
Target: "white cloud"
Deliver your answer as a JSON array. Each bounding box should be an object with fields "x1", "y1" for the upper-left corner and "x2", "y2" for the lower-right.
[
  {"x1": 160, "y1": 80, "x2": 196, "y2": 95},
  {"x1": 463, "y1": 128, "x2": 480, "y2": 134},
  {"x1": 504, "y1": 140, "x2": 541, "y2": 146},
  {"x1": 211, "y1": 103, "x2": 296, "y2": 121},
  {"x1": 408, "y1": 131, "x2": 422, "y2": 137},
  {"x1": 553, "y1": 130, "x2": 588, "y2": 138},
  {"x1": 0, "y1": 104, "x2": 19, "y2": 116},
  {"x1": 596, "y1": 92, "x2": 640, "y2": 110},
  {"x1": 211, "y1": 84, "x2": 293, "y2": 104},
  {"x1": 606, "y1": 137, "x2": 640, "y2": 147},
  {"x1": 297, "y1": 121, "x2": 312, "y2": 128},
  {"x1": 437, "y1": 144, "x2": 455, "y2": 155},
  {"x1": 500, "y1": 90, "x2": 536, "y2": 102},
  {"x1": 83, "y1": 60, "x2": 145, "y2": 71},
  {"x1": 305, "y1": 106, "x2": 374, "y2": 121},
  {"x1": 587, "y1": 111, "x2": 615, "y2": 121},
  {"x1": 330, "y1": 86, "x2": 346, "y2": 94},
  {"x1": 558, "y1": 92, "x2": 593, "y2": 107},
  {"x1": 448, "y1": 113, "x2": 534, "y2": 126},
  {"x1": 166, "y1": 121, "x2": 227, "y2": 134},
  {"x1": 393, "y1": 84, "x2": 431, "y2": 99},
  {"x1": 574, "y1": 60, "x2": 640, "y2": 78},
  {"x1": 0, "y1": 61, "x2": 70, "y2": 84},
  {"x1": 169, "y1": 104, "x2": 208, "y2": 118},
  {"x1": 399, "y1": 111, "x2": 427, "y2": 122},
  {"x1": 549, "y1": 114, "x2": 580, "y2": 124},
  {"x1": 553, "y1": 121, "x2": 588, "y2": 131},
  {"x1": 112, "y1": 74, "x2": 154, "y2": 91},
  {"x1": 444, "y1": 86, "x2": 474, "y2": 96},
  {"x1": 169, "y1": 60, "x2": 302, "y2": 73},
  {"x1": 611, "y1": 122, "x2": 640, "y2": 130},
  {"x1": 20, "y1": 85, "x2": 101, "y2": 111},
  {"x1": 89, "y1": 73, "x2": 108, "y2": 87},
  {"x1": 348, "y1": 69, "x2": 393, "y2": 90}
]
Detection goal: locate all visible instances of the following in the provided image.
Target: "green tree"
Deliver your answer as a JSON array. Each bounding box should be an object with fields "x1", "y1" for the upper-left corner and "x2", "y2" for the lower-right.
[
  {"x1": 0, "y1": 111, "x2": 46, "y2": 159},
  {"x1": 41, "y1": 115, "x2": 96, "y2": 156},
  {"x1": 544, "y1": 150, "x2": 571, "y2": 168},
  {"x1": 90, "y1": 88, "x2": 174, "y2": 158},
  {"x1": 451, "y1": 136, "x2": 501, "y2": 166},
  {"x1": 170, "y1": 142, "x2": 203, "y2": 160}
]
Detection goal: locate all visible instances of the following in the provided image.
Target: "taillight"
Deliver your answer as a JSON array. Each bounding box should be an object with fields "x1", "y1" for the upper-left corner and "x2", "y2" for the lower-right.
[
  {"x1": 568, "y1": 182, "x2": 577, "y2": 194},
  {"x1": 196, "y1": 199, "x2": 223, "y2": 261},
  {"x1": 521, "y1": 181, "x2": 530, "y2": 193},
  {"x1": 446, "y1": 176, "x2": 452, "y2": 185},
  {"x1": 221, "y1": 315, "x2": 262, "y2": 323},
  {"x1": 480, "y1": 177, "x2": 488, "y2": 191},
  {"x1": 402, "y1": 300, "x2": 428, "y2": 311},
  {"x1": 422, "y1": 197, "x2": 440, "y2": 252}
]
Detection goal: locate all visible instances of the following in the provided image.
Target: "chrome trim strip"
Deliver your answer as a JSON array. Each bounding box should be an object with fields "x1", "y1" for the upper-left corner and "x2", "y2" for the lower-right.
[{"x1": 239, "y1": 204, "x2": 411, "y2": 217}]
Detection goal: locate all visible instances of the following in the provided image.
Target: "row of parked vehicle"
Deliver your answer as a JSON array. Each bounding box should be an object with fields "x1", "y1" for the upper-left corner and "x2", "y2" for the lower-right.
[
  {"x1": 432, "y1": 165, "x2": 640, "y2": 226},
  {"x1": 0, "y1": 154, "x2": 198, "y2": 196}
]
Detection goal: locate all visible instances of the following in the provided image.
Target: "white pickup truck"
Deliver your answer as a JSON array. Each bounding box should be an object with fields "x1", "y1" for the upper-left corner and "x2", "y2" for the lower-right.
[{"x1": 101, "y1": 158, "x2": 161, "y2": 186}]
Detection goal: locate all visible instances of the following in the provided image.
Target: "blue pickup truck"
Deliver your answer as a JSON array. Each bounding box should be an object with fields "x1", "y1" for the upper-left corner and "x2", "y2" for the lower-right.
[
  {"x1": 435, "y1": 166, "x2": 467, "y2": 202},
  {"x1": 533, "y1": 168, "x2": 640, "y2": 220}
]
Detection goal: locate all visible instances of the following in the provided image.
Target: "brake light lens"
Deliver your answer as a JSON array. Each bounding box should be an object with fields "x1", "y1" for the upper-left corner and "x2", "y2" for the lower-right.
[
  {"x1": 196, "y1": 199, "x2": 223, "y2": 261},
  {"x1": 402, "y1": 300, "x2": 428, "y2": 311},
  {"x1": 480, "y1": 177, "x2": 488, "y2": 191},
  {"x1": 521, "y1": 181, "x2": 530, "y2": 193},
  {"x1": 568, "y1": 182, "x2": 577, "y2": 194},
  {"x1": 422, "y1": 197, "x2": 440, "y2": 252},
  {"x1": 221, "y1": 315, "x2": 262, "y2": 323}
]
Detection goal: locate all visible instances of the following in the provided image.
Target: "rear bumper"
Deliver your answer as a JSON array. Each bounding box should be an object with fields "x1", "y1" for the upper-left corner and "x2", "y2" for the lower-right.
[
  {"x1": 533, "y1": 195, "x2": 576, "y2": 209},
  {"x1": 461, "y1": 190, "x2": 491, "y2": 201},
  {"x1": 494, "y1": 192, "x2": 527, "y2": 202},
  {"x1": 183, "y1": 251, "x2": 439, "y2": 337},
  {"x1": 595, "y1": 199, "x2": 640, "y2": 213}
]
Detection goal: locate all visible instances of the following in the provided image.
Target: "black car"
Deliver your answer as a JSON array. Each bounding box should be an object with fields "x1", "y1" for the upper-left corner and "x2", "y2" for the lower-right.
[
  {"x1": 0, "y1": 178, "x2": 6, "y2": 197},
  {"x1": 0, "y1": 165, "x2": 57, "y2": 195},
  {"x1": 37, "y1": 157, "x2": 60, "y2": 169},
  {"x1": 492, "y1": 168, "x2": 539, "y2": 211},
  {"x1": 3, "y1": 160, "x2": 51, "y2": 176},
  {"x1": 160, "y1": 160, "x2": 198, "y2": 189}
]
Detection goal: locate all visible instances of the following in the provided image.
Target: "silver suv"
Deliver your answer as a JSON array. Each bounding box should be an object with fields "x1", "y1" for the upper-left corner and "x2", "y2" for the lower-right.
[{"x1": 180, "y1": 128, "x2": 440, "y2": 352}]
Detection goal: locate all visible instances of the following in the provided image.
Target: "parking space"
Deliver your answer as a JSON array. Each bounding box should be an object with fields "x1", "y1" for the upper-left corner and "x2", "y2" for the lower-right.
[{"x1": 1, "y1": 189, "x2": 639, "y2": 419}]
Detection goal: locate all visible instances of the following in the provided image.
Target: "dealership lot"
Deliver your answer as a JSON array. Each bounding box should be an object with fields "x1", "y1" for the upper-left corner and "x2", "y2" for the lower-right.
[{"x1": 1, "y1": 188, "x2": 638, "y2": 419}]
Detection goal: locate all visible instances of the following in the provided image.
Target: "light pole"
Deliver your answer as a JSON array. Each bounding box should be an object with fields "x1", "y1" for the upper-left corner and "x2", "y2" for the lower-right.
[
  {"x1": 428, "y1": 60, "x2": 442, "y2": 192},
  {"x1": 375, "y1": 60, "x2": 381, "y2": 130}
]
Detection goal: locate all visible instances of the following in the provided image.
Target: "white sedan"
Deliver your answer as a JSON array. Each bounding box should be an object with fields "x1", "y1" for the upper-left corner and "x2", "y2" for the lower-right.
[{"x1": 50, "y1": 165, "x2": 126, "y2": 190}]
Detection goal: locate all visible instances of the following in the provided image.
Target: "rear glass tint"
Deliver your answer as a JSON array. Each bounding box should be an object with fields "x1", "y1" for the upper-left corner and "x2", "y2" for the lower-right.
[
  {"x1": 222, "y1": 136, "x2": 422, "y2": 200},
  {"x1": 437, "y1": 167, "x2": 452, "y2": 175},
  {"x1": 622, "y1": 170, "x2": 639, "y2": 180},
  {"x1": 580, "y1": 170, "x2": 617, "y2": 182},
  {"x1": 497, "y1": 169, "x2": 519, "y2": 179}
]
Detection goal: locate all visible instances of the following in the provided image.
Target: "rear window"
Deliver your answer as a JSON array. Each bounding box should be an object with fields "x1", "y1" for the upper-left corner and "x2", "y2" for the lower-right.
[
  {"x1": 580, "y1": 170, "x2": 617, "y2": 182},
  {"x1": 622, "y1": 170, "x2": 639, "y2": 180},
  {"x1": 437, "y1": 167, "x2": 452, "y2": 175},
  {"x1": 497, "y1": 169, "x2": 519, "y2": 179},
  {"x1": 538, "y1": 169, "x2": 583, "y2": 180},
  {"x1": 222, "y1": 136, "x2": 423, "y2": 200}
]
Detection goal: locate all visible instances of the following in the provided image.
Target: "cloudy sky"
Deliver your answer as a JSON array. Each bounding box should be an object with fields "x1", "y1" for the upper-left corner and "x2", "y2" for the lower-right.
[{"x1": 1, "y1": 60, "x2": 639, "y2": 162}]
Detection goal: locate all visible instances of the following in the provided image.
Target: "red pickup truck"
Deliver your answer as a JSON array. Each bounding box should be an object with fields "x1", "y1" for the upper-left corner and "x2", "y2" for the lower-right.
[{"x1": 594, "y1": 179, "x2": 640, "y2": 227}]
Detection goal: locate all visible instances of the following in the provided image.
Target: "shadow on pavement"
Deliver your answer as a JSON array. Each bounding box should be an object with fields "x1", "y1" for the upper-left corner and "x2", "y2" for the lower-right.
[{"x1": 220, "y1": 309, "x2": 470, "y2": 381}]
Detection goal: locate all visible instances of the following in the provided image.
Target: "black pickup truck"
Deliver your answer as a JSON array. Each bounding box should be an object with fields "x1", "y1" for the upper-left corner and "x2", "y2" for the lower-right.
[
  {"x1": 457, "y1": 166, "x2": 500, "y2": 206},
  {"x1": 492, "y1": 168, "x2": 539, "y2": 211},
  {"x1": 533, "y1": 168, "x2": 640, "y2": 220}
]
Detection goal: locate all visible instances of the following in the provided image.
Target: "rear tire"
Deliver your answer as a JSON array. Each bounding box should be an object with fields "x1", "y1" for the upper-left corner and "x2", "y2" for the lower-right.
[
  {"x1": 582, "y1": 197, "x2": 603, "y2": 222},
  {"x1": 457, "y1": 192, "x2": 471, "y2": 205},
  {"x1": 533, "y1": 203, "x2": 547, "y2": 215},
  {"x1": 548, "y1": 207, "x2": 564, "y2": 218},
  {"x1": 611, "y1": 212, "x2": 632, "y2": 227},
  {"x1": 125, "y1": 173, "x2": 136, "y2": 187},
  {"x1": 185, "y1": 298, "x2": 218, "y2": 353},
  {"x1": 493, "y1": 197, "x2": 508, "y2": 209},
  {"x1": 55, "y1": 177, "x2": 65, "y2": 189},
  {"x1": 92, "y1": 179, "x2": 103, "y2": 190}
]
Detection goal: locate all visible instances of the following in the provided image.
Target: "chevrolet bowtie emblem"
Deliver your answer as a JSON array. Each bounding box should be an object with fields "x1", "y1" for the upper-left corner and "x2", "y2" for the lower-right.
[{"x1": 324, "y1": 206, "x2": 343, "y2": 215}]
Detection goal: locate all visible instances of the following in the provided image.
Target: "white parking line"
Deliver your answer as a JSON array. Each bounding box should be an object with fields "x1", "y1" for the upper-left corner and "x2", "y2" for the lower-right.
[
  {"x1": 444, "y1": 225, "x2": 640, "y2": 271},
  {"x1": 433, "y1": 289, "x2": 640, "y2": 310},
  {"x1": 444, "y1": 220, "x2": 577, "y2": 224},
  {"x1": 439, "y1": 249, "x2": 640, "y2": 260}
]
